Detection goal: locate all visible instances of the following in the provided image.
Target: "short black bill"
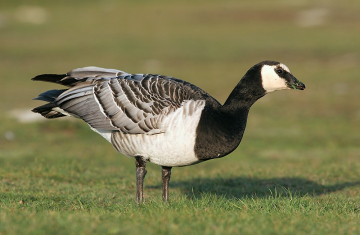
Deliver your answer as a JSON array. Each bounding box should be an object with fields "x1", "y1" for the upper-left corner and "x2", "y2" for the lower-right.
[{"x1": 288, "y1": 75, "x2": 305, "y2": 90}]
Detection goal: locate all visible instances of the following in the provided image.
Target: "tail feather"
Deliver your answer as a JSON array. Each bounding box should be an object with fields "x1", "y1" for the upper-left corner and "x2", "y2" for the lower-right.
[
  {"x1": 32, "y1": 103, "x2": 66, "y2": 119},
  {"x1": 32, "y1": 89, "x2": 68, "y2": 119},
  {"x1": 34, "y1": 89, "x2": 67, "y2": 102},
  {"x1": 32, "y1": 74, "x2": 67, "y2": 83},
  {"x1": 32, "y1": 74, "x2": 86, "y2": 87}
]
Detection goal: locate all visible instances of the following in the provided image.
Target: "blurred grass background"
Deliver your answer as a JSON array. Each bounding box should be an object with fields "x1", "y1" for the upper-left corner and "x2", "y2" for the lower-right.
[{"x1": 0, "y1": 0, "x2": 360, "y2": 234}]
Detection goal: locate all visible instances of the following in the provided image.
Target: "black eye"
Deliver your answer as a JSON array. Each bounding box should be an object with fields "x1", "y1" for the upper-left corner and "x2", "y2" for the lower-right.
[{"x1": 276, "y1": 69, "x2": 283, "y2": 74}]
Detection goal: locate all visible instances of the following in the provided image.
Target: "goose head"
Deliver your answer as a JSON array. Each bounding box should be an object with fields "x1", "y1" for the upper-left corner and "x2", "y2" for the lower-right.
[{"x1": 259, "y1": 61, "x2": 305, "y2": 93}]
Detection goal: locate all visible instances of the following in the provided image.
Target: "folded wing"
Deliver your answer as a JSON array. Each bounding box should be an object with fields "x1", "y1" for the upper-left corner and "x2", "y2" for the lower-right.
[{"x1": 33, "y1": 67, "x2": 214, "y2": 135}]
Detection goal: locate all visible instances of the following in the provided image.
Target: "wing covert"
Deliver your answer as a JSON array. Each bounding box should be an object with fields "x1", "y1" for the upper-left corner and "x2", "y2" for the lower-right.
[{"x1": 55, "y1": 72, "x2": 213, "y2": 135}]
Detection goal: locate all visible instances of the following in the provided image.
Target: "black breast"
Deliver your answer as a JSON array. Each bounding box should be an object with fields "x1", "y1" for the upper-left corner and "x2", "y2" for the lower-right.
[{"x1": 194, "y1": 102, "x2": 250, "y2": 161}]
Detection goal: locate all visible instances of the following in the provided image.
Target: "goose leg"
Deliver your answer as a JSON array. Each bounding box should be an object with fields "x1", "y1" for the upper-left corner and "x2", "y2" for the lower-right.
[
  {"x1": 135, "y1": 156, "x2": 147, "y2": 203},
  {"x1": 162, "y1": 166, "x2": 172, "y2": 202}
]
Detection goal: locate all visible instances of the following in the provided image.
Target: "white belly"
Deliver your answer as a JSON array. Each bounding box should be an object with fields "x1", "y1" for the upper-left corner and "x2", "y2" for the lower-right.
[{"x1": 93, "y1": 100, "x2": 206, "y2": 167}]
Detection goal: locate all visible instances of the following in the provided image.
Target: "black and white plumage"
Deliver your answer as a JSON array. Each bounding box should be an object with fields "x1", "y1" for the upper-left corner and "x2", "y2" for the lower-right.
[{"x1": 32, "y1": 61, "x2": 305, "y2": 202}]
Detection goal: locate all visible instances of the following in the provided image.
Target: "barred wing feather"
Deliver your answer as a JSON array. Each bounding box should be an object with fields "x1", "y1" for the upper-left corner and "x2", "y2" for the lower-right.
[{"x1": 51, "y1": 67, "x2": 213, "y2": 135}]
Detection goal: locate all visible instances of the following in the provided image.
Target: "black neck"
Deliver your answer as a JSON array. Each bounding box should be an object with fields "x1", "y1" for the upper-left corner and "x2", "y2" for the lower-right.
[
  {"x1": 194, "y1": 70, "x2": 266, "y2": 161},
  {"x1": 224, "y1": 67, "x2": 266, "y2": 109}
]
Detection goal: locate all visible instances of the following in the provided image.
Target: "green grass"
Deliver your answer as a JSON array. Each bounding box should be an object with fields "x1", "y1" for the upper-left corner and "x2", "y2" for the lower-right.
[{"x1": 1, "y1": 0, "x2": 360, "y2": 234}]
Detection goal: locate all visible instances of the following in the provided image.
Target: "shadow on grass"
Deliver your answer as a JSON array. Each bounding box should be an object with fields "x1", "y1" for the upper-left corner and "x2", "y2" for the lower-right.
[{"x1": 159, "y1": 177, "x2": 360, "y2": 199}]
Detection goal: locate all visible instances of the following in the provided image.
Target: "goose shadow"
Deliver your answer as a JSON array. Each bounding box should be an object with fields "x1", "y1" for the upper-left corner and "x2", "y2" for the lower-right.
[{"x1": 153, "y1": 177, "x2": 360, "y2": 199}]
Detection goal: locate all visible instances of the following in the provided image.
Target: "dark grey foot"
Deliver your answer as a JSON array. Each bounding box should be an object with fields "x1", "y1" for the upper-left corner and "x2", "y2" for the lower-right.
[
  {"x1": 135, "y1": 156, "x2": 147, "y2": 203},
  {"x1": 162, "y1": 166, "x2": 172, "y2": 202}
]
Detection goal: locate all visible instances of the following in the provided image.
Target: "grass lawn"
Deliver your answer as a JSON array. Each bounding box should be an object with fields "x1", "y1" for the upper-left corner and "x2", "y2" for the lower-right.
[{"x1": 1, "y1": 0, "x2": 360, "y2": 234}]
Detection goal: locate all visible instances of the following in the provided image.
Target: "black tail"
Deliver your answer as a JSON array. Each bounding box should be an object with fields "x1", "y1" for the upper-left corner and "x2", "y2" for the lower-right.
[
  {"x1": 32, "y1": 73, "x2": 75, "y2": 119},
  {"x1": 32, "y1": 89, "x2": 68, "y2": 119},
  {"x1": 32, "y1": 73, "x2": 86, "y2": 87},
  {"x1": 32, "y1": 103, "x2": 66, "y2": 119},
  {"x1": 32, "y1": 74, "x2": 66, "y2": 83}
]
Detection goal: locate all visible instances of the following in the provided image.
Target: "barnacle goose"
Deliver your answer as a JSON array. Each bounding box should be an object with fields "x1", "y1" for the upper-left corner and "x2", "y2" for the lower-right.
[{"x1": 32, "y1": 60, "x2": 305, "y2": 203}]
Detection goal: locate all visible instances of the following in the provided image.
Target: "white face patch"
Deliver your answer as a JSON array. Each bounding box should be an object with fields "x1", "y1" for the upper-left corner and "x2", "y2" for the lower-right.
[
  {"x1": 279, "y1": 63, "x2": 291, "y2": 73},
  {"x1": 261, "y1": 64, "x2": 289, "y2": 93}
]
